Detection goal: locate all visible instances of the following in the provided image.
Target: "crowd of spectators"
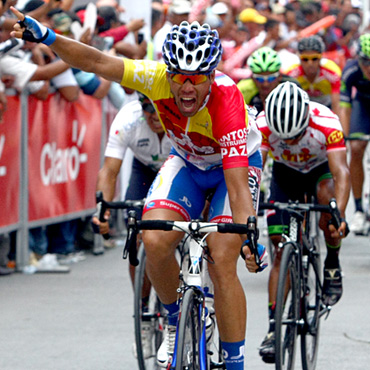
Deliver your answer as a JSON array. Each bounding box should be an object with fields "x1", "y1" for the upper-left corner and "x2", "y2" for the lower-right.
[{"x1": 0, "y1": 0, "x2": 367, "y2": 275}]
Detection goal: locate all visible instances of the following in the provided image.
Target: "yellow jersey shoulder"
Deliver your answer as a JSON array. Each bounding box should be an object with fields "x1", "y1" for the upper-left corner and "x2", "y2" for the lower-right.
[{"x1": 121, "y1": 59, "x2": 172, "y2": 100}]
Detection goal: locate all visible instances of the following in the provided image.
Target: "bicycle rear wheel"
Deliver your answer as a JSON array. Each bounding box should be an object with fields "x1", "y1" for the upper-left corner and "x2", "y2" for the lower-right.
[
  {"x1": 301, "y1": 251, "x2": 321, "y2": 370},
  {"x1": 175, "y1": 288, "x2": 203, "y2": 370},
  {"x1": 134, "y1": 243, "x2": 164, "y2": 370},
  {"x1": 275, "y1": 242, "x2": 300, "y2": 370}
]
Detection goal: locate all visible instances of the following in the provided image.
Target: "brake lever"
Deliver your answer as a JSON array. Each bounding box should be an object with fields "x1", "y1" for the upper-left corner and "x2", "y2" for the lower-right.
[
  {"x1": 124, "y1": 210, "x2": 139, "y2": 266},
  {"x1": 94, "y1": 191, "x2": 110, "y2": 240}
]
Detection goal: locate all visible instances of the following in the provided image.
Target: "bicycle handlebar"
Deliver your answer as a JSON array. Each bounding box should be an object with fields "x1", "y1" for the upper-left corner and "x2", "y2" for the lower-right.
[
  {"x1": 259, "y1": 198, "x2": 349, "y2": 236},
  {"x1": 345, "y1": 135, "x2": 370, "y2": 141},
  {"x1": 93, "y1": 191, "x2": 145, "y2": 241},
  {"x1": 125, "y1": 210, "x2": 261, "y2": 268},
  {"x1": 94, "y1": 191, "x2": 261, "y2": 268}
]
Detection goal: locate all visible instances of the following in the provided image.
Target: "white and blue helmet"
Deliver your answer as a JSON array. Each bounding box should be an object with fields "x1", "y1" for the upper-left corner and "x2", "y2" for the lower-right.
[{"x1": 162, "y1": 21, "x2": 223, "y2": 73}]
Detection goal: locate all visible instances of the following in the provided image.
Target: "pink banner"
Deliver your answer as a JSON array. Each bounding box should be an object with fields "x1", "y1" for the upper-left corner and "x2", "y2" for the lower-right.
[
  {"x1": 0, "y1": 96, "x2": 21, "y2": 227},
  {"x1": 28, "y1": 94, "x2": 102, "y2": 222}
]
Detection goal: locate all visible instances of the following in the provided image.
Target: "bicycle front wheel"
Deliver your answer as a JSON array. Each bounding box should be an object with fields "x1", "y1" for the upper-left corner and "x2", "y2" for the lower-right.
[
  {"x1": 175, "y1": 288, "x2": 203, "y2": 370},
  {"x1": 134, "y1": 243, "x2": 164, "y2": 370},
  {"x1": 301, "y1": 251, "x2": 321, "y2": 370},
  {"x1": 275, "y1": 242, "x2": 300, "y2": 370}
]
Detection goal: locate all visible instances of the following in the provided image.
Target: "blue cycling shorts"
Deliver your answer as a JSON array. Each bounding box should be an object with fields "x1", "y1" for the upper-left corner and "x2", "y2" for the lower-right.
[
  {"x1": 143, "y1": 149, "x2": 262, "y2": 222},
  {"x1": 349, "y1": 98, "x2": 370, "y2": 135}
]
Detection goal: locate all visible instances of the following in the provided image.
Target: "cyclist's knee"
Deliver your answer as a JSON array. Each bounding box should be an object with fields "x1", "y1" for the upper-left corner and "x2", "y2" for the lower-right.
[
  {"x1": 318, "y1": 213, "x2": 331, "y2": 232},
  {"x1": 316, "y1": 179, "x2": 334, "y2": 204},
  {"x1": 142, "y1": 230, "x2": 178, "y2": 259},
  {"x1": 350, "y1": 142, "x2": 367, "y2": 158},
  {"x1": 208, "y1": 248, "x2": 238, "y2": 283}
]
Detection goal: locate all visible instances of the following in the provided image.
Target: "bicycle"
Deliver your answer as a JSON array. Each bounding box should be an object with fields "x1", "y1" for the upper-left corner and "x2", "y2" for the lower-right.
[
  {"x1": 345, "y1": 134, "x2": 370, "y2": 235},
  {"x1": 123, "y1": 210, "x2": 261, "y2": 370},
  {"x1": 259, "y1": 199, "x2": 344, "y2": 370},
  {"x1": 95, "y1": 192, "x2": 164, "y2": 370}
]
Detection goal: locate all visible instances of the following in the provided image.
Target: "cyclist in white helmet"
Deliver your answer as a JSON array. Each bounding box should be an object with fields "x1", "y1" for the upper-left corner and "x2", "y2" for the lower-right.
[
  {"x1": 10, "y1": 8, "x2": 269, "y2": 369},
  {"x1": 255, "y1": 81, "x2": 350, "y2": 364}
]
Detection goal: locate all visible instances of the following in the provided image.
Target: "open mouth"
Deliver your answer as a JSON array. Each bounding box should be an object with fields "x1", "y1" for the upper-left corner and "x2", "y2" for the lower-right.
[{"x1": 180, "y1": 97, "x2": 197, "y2": 111}]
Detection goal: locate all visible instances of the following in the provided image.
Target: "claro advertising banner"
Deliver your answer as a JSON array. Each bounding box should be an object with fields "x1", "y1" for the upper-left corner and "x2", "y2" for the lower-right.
[
  {"x1": 28, "y1": 94, "x2": 102, "y2": 222},
  {"x1": 0, "y1": 96, "x2": 21, "y2": 227}
]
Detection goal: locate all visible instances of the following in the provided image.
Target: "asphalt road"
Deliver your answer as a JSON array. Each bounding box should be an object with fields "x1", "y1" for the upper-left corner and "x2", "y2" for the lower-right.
[{"x1": 1, "y1": 217, "x2": 370, "y2": 370}]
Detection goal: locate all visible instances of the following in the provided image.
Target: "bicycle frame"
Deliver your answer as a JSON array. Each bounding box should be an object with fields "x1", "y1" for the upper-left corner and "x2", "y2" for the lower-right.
[
  {"x1": 124, "y1": 217, "x2": 259, "y2": 370},
  {"x1": 260, "y1": 199, "x2": 342, "y2": 370},
  {"x1": 279, "y1": 205, "x2": 330, "y2": 320},
  {"x1": 95, "y1": 191, "x2": 261, "y2": 370}
]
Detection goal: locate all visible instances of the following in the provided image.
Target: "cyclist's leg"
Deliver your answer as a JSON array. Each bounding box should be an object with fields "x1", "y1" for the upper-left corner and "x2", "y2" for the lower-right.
[
  {"x1": 141, "y1": 154, "x2": 206, "y2": 305},
  {"x1": 206, "y1": 158, "x2": 262, "y2": 369},
  {"x1": 316, "y1": 169, "x2": 343, "y2": 305},
  {"x1": 348, "y1": 99, "x2": 370, "y2": 233},
  {"x1": 141, "y1": 153, "x2": 207, "y2": 367}
]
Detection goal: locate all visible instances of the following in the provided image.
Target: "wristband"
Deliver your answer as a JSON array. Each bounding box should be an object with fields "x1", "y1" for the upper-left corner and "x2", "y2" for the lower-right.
[{"x1": 18, "y1": 16, "x2": 57, "y2": 46}]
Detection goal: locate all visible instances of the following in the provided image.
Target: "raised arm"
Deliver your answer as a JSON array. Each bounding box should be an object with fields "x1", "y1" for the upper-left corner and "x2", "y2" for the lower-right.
[{"x1": 10, "y1": 7, "x2": 125, "y2": 84}]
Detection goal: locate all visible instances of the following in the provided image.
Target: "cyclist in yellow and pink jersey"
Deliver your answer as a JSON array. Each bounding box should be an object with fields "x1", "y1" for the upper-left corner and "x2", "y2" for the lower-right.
[
  {"x1": 284, "y1": 35, "x2": 342, "y2": 116},
  {"x1": 9, "y1": 8, "x2": 269, "y2": 370},
  {"x1": 256, "y1": 82, "x2": 350, "y2": 364}
]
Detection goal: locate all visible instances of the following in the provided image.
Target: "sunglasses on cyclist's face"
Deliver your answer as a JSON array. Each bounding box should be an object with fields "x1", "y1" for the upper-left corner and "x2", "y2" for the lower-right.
[
  {"x1": 300, "y1": 54, "x2": 322, "y2": 62},
  {"x1": 359, "y1": 56, "x2": 370, "y2": 67},
  {"x1": 169, "y1": 72, "x2": 209, "y2": 85},
  {"x1": 142, "y1": 102, "x2": 156, "y2": 114},
  {"x1": 252, "y1": 71, "x2": 280, "y2": 83}
]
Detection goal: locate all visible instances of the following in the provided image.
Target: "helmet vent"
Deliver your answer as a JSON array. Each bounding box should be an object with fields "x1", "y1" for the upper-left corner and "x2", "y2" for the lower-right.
[
  {"x1": 189, "y1": 30, "x2": 197, "y2": 39},
  {"x1": 196, "y1": 50, "x2": 202, "y2": 61},
  {"x1": 178, "y1": 48, "x2": 184, "y2": 59},
  {"x1": 187, "y1": 41, "x2": 195, "y2": 51}
]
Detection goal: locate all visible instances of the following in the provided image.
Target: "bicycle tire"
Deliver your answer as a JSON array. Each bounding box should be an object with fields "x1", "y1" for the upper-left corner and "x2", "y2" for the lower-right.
[
  {"x1": 275, "y1": 242, "x2": 300, "y2": 370},
  {"x1": 175, "y1": 288, "x2": 202, "y2": 370},
  {"x1": 300, "y1": 251, "x2": 321, "y2": 370},
  {"x1": 134, "y1": 243, "x2": 164, "y2": 370}
]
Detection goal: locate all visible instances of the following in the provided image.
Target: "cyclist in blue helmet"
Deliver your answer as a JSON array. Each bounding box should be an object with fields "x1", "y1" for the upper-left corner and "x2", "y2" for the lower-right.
[{"x1": 10, "y1": 10, "x2": 268, "y2": 370}]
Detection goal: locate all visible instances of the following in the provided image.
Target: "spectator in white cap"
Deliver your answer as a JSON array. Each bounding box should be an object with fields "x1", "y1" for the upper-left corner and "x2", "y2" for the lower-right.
[
  {"x1": 210, "y1": 1, "x2": 234, "y2": 38},
  {"x1": 152, "y1": 0, "x2": 191, "y2": 61}
]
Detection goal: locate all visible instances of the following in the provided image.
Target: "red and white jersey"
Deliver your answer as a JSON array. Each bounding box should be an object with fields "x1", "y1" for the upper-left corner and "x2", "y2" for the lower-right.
[
  {"x1": 121, "y1": 59, "x2": 261, "y2": 171},
  {"x1": 256, "y1": 102, "x2": 346, "y2": 173}
]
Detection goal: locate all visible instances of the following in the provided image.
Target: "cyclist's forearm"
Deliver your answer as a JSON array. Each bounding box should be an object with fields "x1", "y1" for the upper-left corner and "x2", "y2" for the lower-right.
[
  {"x1": 48, "y1": 36, "x2": 124, "y2": 83},
  {"x1": 225, "y1": 167, "x2": 256, "y2": 239},
  {"x1": 339, "y1": 106, "x2": 351, "y2": 137},
  {"x1": 334, "y1": 179, "x2": 351, "y2": 217},
  {"x1": 328, "y1": 153, "x2": 351, "y2": 216},
  {"x1": 96, "y1": 169, "x2": 118, "y2": 202}
]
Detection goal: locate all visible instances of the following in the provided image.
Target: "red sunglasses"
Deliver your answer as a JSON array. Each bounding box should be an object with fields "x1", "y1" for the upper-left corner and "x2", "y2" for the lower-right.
[{"x1": 169, "y1": 73, "x2": 209, "y2": 85}]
